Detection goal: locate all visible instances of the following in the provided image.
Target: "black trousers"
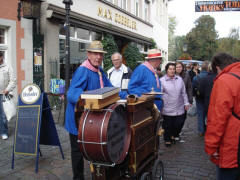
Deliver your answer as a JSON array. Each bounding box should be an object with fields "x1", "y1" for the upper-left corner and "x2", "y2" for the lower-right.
[
  {"x1": 176, "y1": 111, "x2": 187, "y2": 137},
  {"x1": 162, "y1": 114, "x2": 185, "y2": 142},
  {"x1": 69, "y1": 133, "x2": 84, "y2": 180}
]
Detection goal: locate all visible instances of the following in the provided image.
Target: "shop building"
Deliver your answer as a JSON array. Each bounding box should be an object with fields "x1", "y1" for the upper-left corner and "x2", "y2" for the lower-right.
[
  {"x1": 41, "y1": 0, "x2": 168, "y2": 91},
  {"x1": 0, "y1": 0, "x2": 33, "y2": 96},
  {"x1": 0, "y1": 0, "x2": 168, "y2": 93}
]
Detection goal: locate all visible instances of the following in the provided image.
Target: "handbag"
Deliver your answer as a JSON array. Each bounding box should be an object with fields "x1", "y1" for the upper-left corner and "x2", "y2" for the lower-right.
[
  {"x1": 187, "y1": 98, "x2": 197, "y2": 117},
  {"x1": 2, "y1": 94, "x2": 17, "y2": 121}
]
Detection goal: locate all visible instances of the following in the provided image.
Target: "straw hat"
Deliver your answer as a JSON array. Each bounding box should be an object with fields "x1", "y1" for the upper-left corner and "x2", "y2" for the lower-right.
[
  {"x1": 87, "y1": 41, "x2": 107, "y2": 54},
  {"x1": 145, "y1": 49, "x2": 162, "y2": 60}
]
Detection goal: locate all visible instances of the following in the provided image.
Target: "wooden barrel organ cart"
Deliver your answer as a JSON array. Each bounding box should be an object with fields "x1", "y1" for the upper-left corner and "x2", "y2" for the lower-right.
[{"x1": 76, "y1": 87, "x2": 164, "y2": 180}]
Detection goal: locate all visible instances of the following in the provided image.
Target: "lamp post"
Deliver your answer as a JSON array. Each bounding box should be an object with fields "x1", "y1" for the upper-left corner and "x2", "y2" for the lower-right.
[{"x1": 63, "y1": 0, "x2": 72, "y2": 124}]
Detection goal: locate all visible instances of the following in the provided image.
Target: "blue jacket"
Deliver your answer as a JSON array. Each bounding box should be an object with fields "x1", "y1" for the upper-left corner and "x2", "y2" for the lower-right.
[
  {"x1": 128, "y1": 64, "x2": 163, "y2": 111},
  {"x1": 65, "y1": 66, "x2": 112, "y2": 135}
]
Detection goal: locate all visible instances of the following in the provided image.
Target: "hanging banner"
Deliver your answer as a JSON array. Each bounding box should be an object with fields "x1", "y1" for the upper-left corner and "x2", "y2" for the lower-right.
[{"x1": 195, "y1": 1, "x2": 240, "y2": 12}]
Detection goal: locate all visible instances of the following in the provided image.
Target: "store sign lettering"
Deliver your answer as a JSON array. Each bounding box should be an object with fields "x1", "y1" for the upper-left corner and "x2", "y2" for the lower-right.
[
  {"x1": 97, "y1": 7, "x2": 137, "y2": 30},
  {"x1": 97, "y1": 7, "x2": 112, "y2": 20}
]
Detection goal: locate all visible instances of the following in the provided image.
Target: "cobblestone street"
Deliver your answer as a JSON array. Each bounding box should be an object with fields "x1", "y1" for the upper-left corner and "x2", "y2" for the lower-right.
[{"x1": 0, "y1": 112, "x2": 216, "y2": 180}]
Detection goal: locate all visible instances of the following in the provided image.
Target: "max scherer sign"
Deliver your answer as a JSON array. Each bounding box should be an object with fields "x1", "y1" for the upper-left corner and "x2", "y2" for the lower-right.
[{"x1": 195, "y1": 1, "x2": 240, "y2": 12}]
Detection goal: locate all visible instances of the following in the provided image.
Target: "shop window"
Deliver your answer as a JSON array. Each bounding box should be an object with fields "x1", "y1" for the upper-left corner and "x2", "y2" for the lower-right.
[
  {"x1": 120, "y1": 0, "x2": 127, "y2": 10},
  {"x1": 77, "y1": 27, "x2": 90, "y2": 40},
  {"x1": 135, "y1": 0, "x2": 139, "y2": 17},
  {"x1": 70, "y1": 27, "x2": 75, "y2": 38},
  {"x1": 144, "y1": 0, "x2": 150, "y2": 22},
  {"x1": 59, "y1": 25, "x2": 66, "y2": 36},
  {"x1": 91, "y1": 31, "x2": 102, "y2": 41},
  {"x1": 79, "y1": 42, "x2": 86, "y2": 52},
  {"x1": 136, "y1": 43, "x2": 143, "y2": 52},
  {"x1": 0, "y1": 28, "x2": 7, "y2": 61},
  {"x1": 59, "y1": 39, "x2": 65, "y2": 64},
  {"x1": 144, "y1": 44, "x2": 148, "y2": 52},
  {"x1": 59, "y1": 39, "x2": 89, "y2": 79},
  {"x1": 0, "y1": 28, "x2": 5, "y2": 44}
]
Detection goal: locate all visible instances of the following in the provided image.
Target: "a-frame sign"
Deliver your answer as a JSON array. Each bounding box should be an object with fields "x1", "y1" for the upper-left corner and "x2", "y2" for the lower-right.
[{"x1": 11, "y1": 83, "x2": 64, "y2": 173}]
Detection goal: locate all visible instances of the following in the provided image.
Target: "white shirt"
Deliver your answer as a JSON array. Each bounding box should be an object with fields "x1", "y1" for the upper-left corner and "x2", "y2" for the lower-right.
[{"x1": 110, "y1": 64, "x2": 124, "y2": 88}]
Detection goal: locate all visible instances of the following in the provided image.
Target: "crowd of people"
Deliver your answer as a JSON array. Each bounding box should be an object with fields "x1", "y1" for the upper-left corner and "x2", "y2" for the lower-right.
[
  {"x1": 1, "y1": 40, "x2": 239, "y2": 180},
  {"x1": 64, "y1": 41, "x2": 240, "y2": 180}
]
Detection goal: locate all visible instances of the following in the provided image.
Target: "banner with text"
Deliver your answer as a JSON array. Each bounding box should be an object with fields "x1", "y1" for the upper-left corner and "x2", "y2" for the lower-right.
[{"x1": 195, "y1": 1, "x2": 240, "y2": 12}]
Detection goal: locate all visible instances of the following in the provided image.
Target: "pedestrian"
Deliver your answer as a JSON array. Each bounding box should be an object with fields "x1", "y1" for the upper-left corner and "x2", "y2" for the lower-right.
[
  {"x1": 198, "y1": 65, "x2": 217, "y2": 120},
  {"x1": 107, "y1": 52, "x2": 132, "y2": 99},
  {"x1": 128, "y1": 49, "x2": 163, "y2": 112},
  {"x1": 65, "y1": 41, "x2": 113, "y2": 180},
  {"x1": 0, "y1": 51, "x2": 16, "y2": 140},
  {"x1": 205, "y1": 52, "x2": 240, "y2": 180},
  {"x1": 156, "y1": 67, "x2": 164, "y2": 78},
  {"x1": 160, "y1": 63, "x2": 190, "y2": 147},
  {"x1": 185, "y1": 64, "x2": 191, "y2": 72},
  {"x1": 175, "y1": 61, "x2": 193, "y2": 141},
  {"x1": 188, "y1": 62, "x2": 200, "y2": 81},
  {"x1": 192, "y1": 61, "x2": 209, "y2": 136}
]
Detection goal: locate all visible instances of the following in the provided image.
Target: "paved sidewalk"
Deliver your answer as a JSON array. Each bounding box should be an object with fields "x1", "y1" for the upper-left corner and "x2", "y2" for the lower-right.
[
  {"x1": 159, "y1": 116, "x2": 216, "y2": 180},
  {"x1": 0, "y1": 112, "x2": 216, "y2": 180}
]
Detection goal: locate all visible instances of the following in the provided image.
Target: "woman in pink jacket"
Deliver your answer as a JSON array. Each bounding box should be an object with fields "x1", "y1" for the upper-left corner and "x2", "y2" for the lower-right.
[{"x1": 160, "y1": 63, "x2": 190, "y2": 147}]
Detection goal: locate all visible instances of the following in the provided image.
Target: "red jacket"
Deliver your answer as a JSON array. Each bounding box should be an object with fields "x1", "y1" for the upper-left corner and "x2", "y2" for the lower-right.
[{"x1": 205, "y1": 62, "x2": 240, "y2": 168}]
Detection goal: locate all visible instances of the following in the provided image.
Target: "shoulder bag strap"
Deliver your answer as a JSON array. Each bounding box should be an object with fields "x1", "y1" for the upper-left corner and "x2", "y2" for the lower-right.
[{"x1": 228, "y1": 73, "x2": 240, "y2": 120}]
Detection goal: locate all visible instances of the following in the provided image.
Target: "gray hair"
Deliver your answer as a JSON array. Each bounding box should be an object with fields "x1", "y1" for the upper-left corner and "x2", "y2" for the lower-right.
[{"x1": 111, "y1": 52, "x2": 122, "y2": 60}]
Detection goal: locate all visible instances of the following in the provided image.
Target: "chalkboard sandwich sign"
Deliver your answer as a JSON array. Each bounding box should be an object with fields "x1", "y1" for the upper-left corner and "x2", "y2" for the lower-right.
[{"x1": 12, "y1": 83, "x2": 64, "y2": 173}]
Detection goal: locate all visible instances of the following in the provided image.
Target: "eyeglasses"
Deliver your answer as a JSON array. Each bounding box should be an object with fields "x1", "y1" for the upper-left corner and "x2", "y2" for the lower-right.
[{"x1": 112, "y1": 59, "x2": 121, "y2": 62}]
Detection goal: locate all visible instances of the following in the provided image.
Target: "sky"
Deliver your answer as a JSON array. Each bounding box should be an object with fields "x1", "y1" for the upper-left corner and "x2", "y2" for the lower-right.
[{"x1": 168, "y1": 0, "x2": 240, "y2": 38}]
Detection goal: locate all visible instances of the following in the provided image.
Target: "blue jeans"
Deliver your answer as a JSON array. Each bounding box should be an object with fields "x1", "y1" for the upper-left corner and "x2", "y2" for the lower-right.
[
  {"x1": 196, "y1": 99, "x2": 206, "y2": 134},
  {"x1": 0, "y1": 95, "x2": 8, "y2": 135},
  {"x1": 217, "y1": 166, "x2": 240, "y2": 180}
]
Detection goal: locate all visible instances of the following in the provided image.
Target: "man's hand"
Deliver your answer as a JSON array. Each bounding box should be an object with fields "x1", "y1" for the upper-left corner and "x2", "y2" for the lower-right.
[
  {"x1": 185, "y1": 105, "x2": 190, "y2": 111},
  {"x1": 3, "y1": 90, "x2": 9, "y2": 95}
]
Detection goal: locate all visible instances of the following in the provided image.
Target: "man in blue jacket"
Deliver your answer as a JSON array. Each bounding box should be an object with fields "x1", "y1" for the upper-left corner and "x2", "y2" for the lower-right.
[
  {"x1": 128, "y1": 49, "x2": 163, "y2": 111},
  {"x1": 65, "y1": 41, "x2": 112, "y2": 180},
  {"x1": 192, "y1": 61, "x2": 209, "y2": 136}
]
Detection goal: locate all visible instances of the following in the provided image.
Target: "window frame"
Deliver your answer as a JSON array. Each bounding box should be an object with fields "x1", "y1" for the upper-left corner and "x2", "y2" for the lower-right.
[{"x1": 0, "y1": 27, "x2": 8, "y2": 62}]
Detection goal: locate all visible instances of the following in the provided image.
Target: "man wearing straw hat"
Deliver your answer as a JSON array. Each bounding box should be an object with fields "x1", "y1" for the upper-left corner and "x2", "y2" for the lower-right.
[
  {"x1": 65, "y1": 41, "x2": 112, "y2": 180},
  {"x1": 128, "y1": 49, "x2": 163, "y2": 111}
]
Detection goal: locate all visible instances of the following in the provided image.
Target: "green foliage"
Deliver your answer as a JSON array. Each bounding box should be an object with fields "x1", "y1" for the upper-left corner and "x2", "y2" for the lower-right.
[
  {"x1": 216, "y1": 28, "x2": 240, "y2": 58},
  {"x1": 169, "y1": 35, "x2": 186, "y2": 61},
  {"x1": 168, "y1": 16, "x2": 184, "y2": 61},
  {"x1": 123, "y1": 42, "x2": 143, "y2": 70},
  {"x1": 150, "y1": 38, "x2": 157, "y2": 49},
  {"x1": 185, "y1": 15, "x2": 218, "y2": 61},
  {"x1": 101, "y1": 34, "x2": 118, "y2": 72}
]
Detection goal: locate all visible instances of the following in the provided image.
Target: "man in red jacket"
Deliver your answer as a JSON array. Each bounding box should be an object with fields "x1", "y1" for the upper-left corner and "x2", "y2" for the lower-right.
[{"x1": 205, "y1": 53, "x2": 240, "y2": 180}]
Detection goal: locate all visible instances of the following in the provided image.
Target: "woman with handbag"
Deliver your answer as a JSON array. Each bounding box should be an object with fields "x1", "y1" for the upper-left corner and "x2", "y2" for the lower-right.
[{"x1": 0, "y1": 51, "x2": 16, "y2": 140}]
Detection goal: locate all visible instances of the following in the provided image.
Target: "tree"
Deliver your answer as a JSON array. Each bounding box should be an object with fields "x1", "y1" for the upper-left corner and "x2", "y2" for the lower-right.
[
  {"x1": 217, "y1": 27, "x2": 240, "y2": 58},
  {"x1": 101, "y1": 34, "x2": 118, "y2": 72},
  {"x1": 170, "y1": 35, "x2": 186, "y2": 61},
  {"x1": 150, "y1": 38, "x2": 157, "y2": 49},
  {"x1": 123, "y1": 42, "x2": 143, "y2": 70},
  {"x1": 185, "y1": 15, "x2": 218, "y2": 61},
  {"x1": 168, "y1": 16, "x2": 177, "y2": 61}
]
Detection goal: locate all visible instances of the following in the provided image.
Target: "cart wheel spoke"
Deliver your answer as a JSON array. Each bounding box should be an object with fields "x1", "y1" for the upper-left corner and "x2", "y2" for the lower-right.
[
  {"x1": 140, "y1": 172, "x2": 151, "y2": 180},
  {"x1": 152, "y1": 159, "x2": 164, "y2": 180}
]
